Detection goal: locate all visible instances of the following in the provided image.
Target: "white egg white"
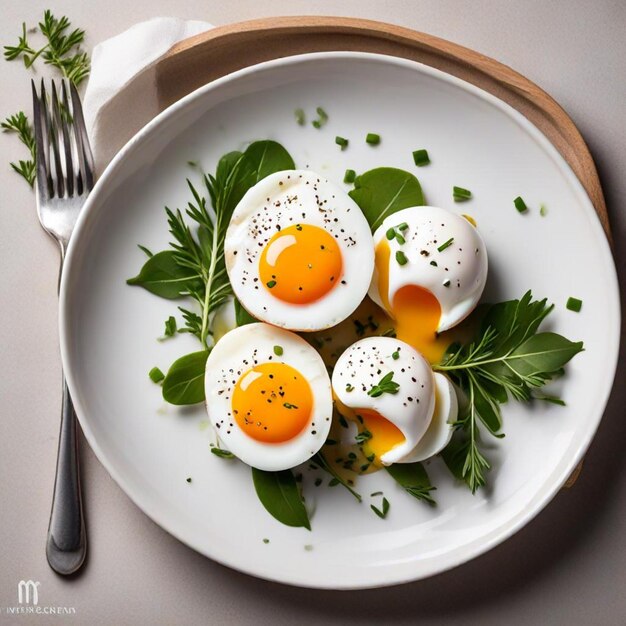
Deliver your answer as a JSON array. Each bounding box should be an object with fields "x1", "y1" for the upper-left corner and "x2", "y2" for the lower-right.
[
  {"x1": 204, "y1": 323, "x2": 332, "y2": 471},
  {"x1": 369, "y1": 206, "x2": 488, "y2": 331},
  {"x1": 224, "y1": 169, "x2": 374, "y2": 331},
  {"x1": 332, "y1": 336, "x2": 456, "y2": 465}
]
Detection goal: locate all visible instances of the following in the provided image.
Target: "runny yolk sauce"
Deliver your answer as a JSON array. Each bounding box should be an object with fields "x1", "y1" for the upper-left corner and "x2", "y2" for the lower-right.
[
  {"x1": 259, "y1": 224, "x2": 343, "y2": 304},
  {"x1": 375, "y1": 239, "x2": 449, "y2": 364},
  {"x1": 231, "y1": 363, "x2": 312, "y2": 443}
]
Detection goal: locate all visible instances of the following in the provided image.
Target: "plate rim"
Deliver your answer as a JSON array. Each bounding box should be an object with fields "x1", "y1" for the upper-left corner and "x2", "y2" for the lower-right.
[{"x1": 59, "y1": 50, "x2": 621, "y2": 589}]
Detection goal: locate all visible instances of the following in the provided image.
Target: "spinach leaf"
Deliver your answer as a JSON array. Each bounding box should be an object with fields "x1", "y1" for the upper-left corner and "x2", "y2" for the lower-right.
[
  {"x1": 162, "y1": 349, "x2": 210, "y2": 405},
  {"x1": 234, "y1": 298, "x2": 257, "y2": 326},
  {"x1": 127, "y1": 250, "x2": 201, "y2": 299},
  {"x1": 251, "y1": 467, "x2": 311, "y2": 530},
  {"x1": 349, "y1": 167, "x2": 424, "y2": 231}
]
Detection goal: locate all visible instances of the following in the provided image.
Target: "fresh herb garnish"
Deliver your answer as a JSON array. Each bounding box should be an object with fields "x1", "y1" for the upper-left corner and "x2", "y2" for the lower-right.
[
  {"x1": 412, "y1": 149, "x2": 430, "y2": 167},
  {"x1": 385, "y1": 462, "x2": 436, "y2": 505},
  {"x1": 312, "y1": 106, "x2": 328, "y2": 129},
  {"x1": 540, "y1": 204, "x2": 548, "y2": 217},
  {"x1": 161, "y1": 350, "x2": 210, "y2": 405},
  {"x1": 266, "y1": 280, "x2": 276, "y2": 288},
  {"x1": 273, "y1": 345, "x2": 283, "y2": 356},
  {"x1": 370, "y1": 497, "x2": 390, "y2": 519},
  {"x1": 345, "y1": 383, "x2": 354, "y2": 392},
  {"x1": 4, "y1": 11, "x2": 90, "y2": 84},
  {"x1": 343, "y1": 169, "x2": 356, "y2": 184},
  {"x1": 210, "y1": 447, "x2": 235, "y2": 459},
  {"x1": 148, "y1": 367, "x2": 165, "y2": 384},
  {"x1": 395, "y1": 250, "x2": 408, "y2": 266},
  {"x1": 368, "y1": 372, "x2": 400, "y2": 397},
  {"x1": 163, "y1": 316, "x2": 177, "y2": 338},
  {"x1": 366, "y1": 133, "x2": 381, "y2": 145},
  {"x1": 335, "y1": 136, "x2": 349, "y2": 150},
  {"x1": 453, "y1": 186, "x2": 472, "y2": 202},
  {"x1": 294, "y1": 108, "x2": 305, "y2": 126},
  {"x1": 514, "y1": 196, "x2": 528, "y2": 213},
  {"x1": 435, "y1": 291, "x2": 583, "y2": 492},
  {"x1": 251, "y1": 467, "x2": 311, "y2": 530},
  {"x1": 392, "y1": 350, "x2": 400, "y2": 360},
  {"x1": 283, "y1": 402, "x2": 298, "y2": 409},
  {"x1": 311, "y1": 452, "x2": 362, "y2": 501},
  {"x1": 566, "y1": 297, "x2": 582, "y2": 313},
  {"x1": 349, "y1": 167, "x2": 424, "y2": 231},
  {"x1": 355, "y1": 429, "x2": 373, "y2": 443},
  {"x1": 1, "y1": 112, "x2": 36, "y2": 186},
  {"x1": 437, "y1": 237, "x2": 455, "y2": 252}
]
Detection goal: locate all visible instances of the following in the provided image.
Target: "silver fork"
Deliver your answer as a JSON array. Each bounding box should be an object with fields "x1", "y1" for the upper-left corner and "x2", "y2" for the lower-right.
[{"x1": 32, "y1": 79, "x2": 95, "y2": 575}]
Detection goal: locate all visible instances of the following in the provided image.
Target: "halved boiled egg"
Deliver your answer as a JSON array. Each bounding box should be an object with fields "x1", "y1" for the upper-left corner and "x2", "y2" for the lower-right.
[
  {"x1": 331, "y1": 336, "x2": 457, "y2": 465},
  {"x1": 369, "y1": 206, "x2": 488, "y2": 362},
  {"x1": 204, "y1": 323, "x2": 332, "y2": 471},
  {"x1": 224, "y1": 170, "x2": 374, "y2": 331}
]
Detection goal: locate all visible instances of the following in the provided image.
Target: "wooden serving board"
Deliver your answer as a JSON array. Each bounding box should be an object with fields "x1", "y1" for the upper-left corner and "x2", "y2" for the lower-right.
[
  {"x1": 158, "y1": 16, "x2": 609, "y2": 240},
  {"x1": 156, "y1": 16, "x2": 605, "y2": 486}
]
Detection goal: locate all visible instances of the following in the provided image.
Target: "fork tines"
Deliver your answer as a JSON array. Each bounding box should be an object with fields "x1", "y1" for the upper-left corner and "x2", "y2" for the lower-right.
[{"x1": 31, "y1": 79, "x2": 95, "y2": 200}]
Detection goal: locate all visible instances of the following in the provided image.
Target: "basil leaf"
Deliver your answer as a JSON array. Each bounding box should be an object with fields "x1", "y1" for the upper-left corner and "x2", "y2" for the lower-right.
[
  {"x1": 226, "y1": 141, "x2": 296, "y2": 213},
  {"x1": 349, "y1": 167, "x2": 424, "y2": 231},
  {"x1": 508, "y1": 332, "x2": 584, "y2": 375},
  {"x1": 127, "y1": 250, "x2": 201, "y2": 299},
  {"x1": 162, "y1": 349, "x2": 210, "y2": 405},
  {"x1": 234, "y1": 298, "x2": 257, "y2": 326},
  {"x1": 385, "y1": 462, "x2": 436, "y2": 505},
  {"x1": 251, "y1": 467, "x2": 311, "y2": 530}
]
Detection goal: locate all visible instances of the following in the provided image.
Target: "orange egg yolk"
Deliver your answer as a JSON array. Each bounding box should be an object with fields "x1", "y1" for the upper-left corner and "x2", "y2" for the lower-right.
[
  {"x1": 259, "y1": 224, "x2": 343, "y2": 304},
  {"x1": 231, "y1": 362, "x2": 313, "y2": 444},
  {"x1": 357, "y1": 408, "x2": 406, "y2": 461},
  {"x1": 375, "y1": 239, "x2": 448, "y2": 363},
  {"x1": 333, "y1": 397, "x2": 405, "y2": 462}
]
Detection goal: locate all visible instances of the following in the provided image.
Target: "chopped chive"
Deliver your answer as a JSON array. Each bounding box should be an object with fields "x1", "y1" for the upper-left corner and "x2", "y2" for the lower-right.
[
  {"x1": 540, "y1": 203, "x2": 547, "y2": 217},
  {"x1": 186, "y1": 477, "x2": 192, "y2": 483},
  {"x1": 366, "y1": 453, "x2": 375, "y2": 462},
  {"x1": 370, "y1": 491, "x2": 383, "y2": 497},
  {"x1": 210, "y1": 447, "x2": 235, "y2": 459},
  {"x1": 294, "y1": 108, "x2": 305, "y2": 125},
  {"x1": 566, "y1": 297, "x2": 583, "y2": 312},
  {"x1": 263, "y1": 538, "x2": 270, "y2": 544},
  {"x1": 283, "y1": 402, "x2": 298, "y2": 409},
  {"x1": 392, "y1": 350, "x2": 400, "y2": 360},
  {"x1": 366, "y1": 133, "x2": 380, "y2": 145},
  {"x1": 344, "y1": 168, "x2": 356, "y2": 184},
  {"x1": 316, "y1": 106, "x2": 328, "y2": 120},
  {"x1": 163, "y1": 316, "x2": 177, "y2": 337},
  {"x1": 514, "y1": 196, "x2": 528, "y2": 213},
  {"x1": 395, "y1": 250, "x2": 408, "y2": 266},
  {"x1": 149, "y1": 367, "x2": 165, "y2": 384},
  {"x1": 273, "y1": 345, "x2": 283, "y2": 356},
  {"x1": 386, "y1": 227, "x2": 396, "y2": 240},
  {"x1": 312, "y1": 107, "x2": 328, "y2": 129},
  {"x1": 453, "y1": 186, "x2": 472, "y2": 202},
  {"x1": 335, "y1": 136, "x2": 349, "y2": 150},
  {"x1": 412, "y1": 149, "x2": 430, "y2": 166},
  {"x1": 397, "y1": 222, "x2": 408, "y2": 231},
  {"x1": 304, "y1": 544, "x2": 313, "y2": 551},
  {"x1": 437, "y1": 237, "x2": 455, "y2": 252},
  {"x1": 370, "y1": 503, "x2": 388, "y2": 519},
  {"x1": 430, "y1": 260, "x2": 438, "y2": 267},
  {"x1": 395, "y1": 233, "x2": 406, "y2": 245},
  {"x1": 266, "y1": 280, "x2": 276, "y2": 288},
  {"x1": 312, "y1": 120, "x2": 321, "y2": 129},
  {"x1": 345, "y1": 383, "x2": 354, "y2": 392}
]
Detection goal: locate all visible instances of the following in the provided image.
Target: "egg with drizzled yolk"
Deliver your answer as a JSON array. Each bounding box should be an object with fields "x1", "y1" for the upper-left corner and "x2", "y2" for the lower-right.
[
  {"x1": 224, "y1": 170, "x2": 374, "y2": 331},
  {"x1": 369, "y1": 206, "x2": 488, "y2": 363},
  {"x1": 332, "y1": 336, "x2": 457, "y2": 465},
  {"x1": 204, "y1": 323, "x2": 332, "y2": 471}
]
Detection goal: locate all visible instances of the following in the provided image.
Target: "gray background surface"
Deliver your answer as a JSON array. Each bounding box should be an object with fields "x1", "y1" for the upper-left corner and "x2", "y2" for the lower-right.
[{"x1": 0, "y1": 1, "x2": 624, "y2": 624}]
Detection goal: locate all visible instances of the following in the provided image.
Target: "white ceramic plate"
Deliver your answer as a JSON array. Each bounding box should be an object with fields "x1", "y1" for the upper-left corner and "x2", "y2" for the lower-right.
[{"x1": 60, "y1": 52, "x2": 620, "y2": 589}]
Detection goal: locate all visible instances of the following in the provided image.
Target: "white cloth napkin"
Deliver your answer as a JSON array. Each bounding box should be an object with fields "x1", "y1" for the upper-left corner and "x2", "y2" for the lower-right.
[{"x1": 83, "y1": 17, "x2": 212, "y2": 172}]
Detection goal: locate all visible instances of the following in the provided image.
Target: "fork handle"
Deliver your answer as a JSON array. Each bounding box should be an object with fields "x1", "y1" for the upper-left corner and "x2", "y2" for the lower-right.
[{"x1": 46, "y1": 379, "x2": 86, "y2": 575}]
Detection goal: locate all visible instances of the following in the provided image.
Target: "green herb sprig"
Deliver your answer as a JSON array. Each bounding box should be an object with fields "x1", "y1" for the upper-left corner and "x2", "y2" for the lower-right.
[
  {"x1": 436, "y1": 291, "x2": 583, "y2": 493},
  {"x1": 1, "y1": 112, "x2": 36, "y2": 186},
  {"x1": 368, "y1": 372, "x2": 400, "y2": 397}
]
